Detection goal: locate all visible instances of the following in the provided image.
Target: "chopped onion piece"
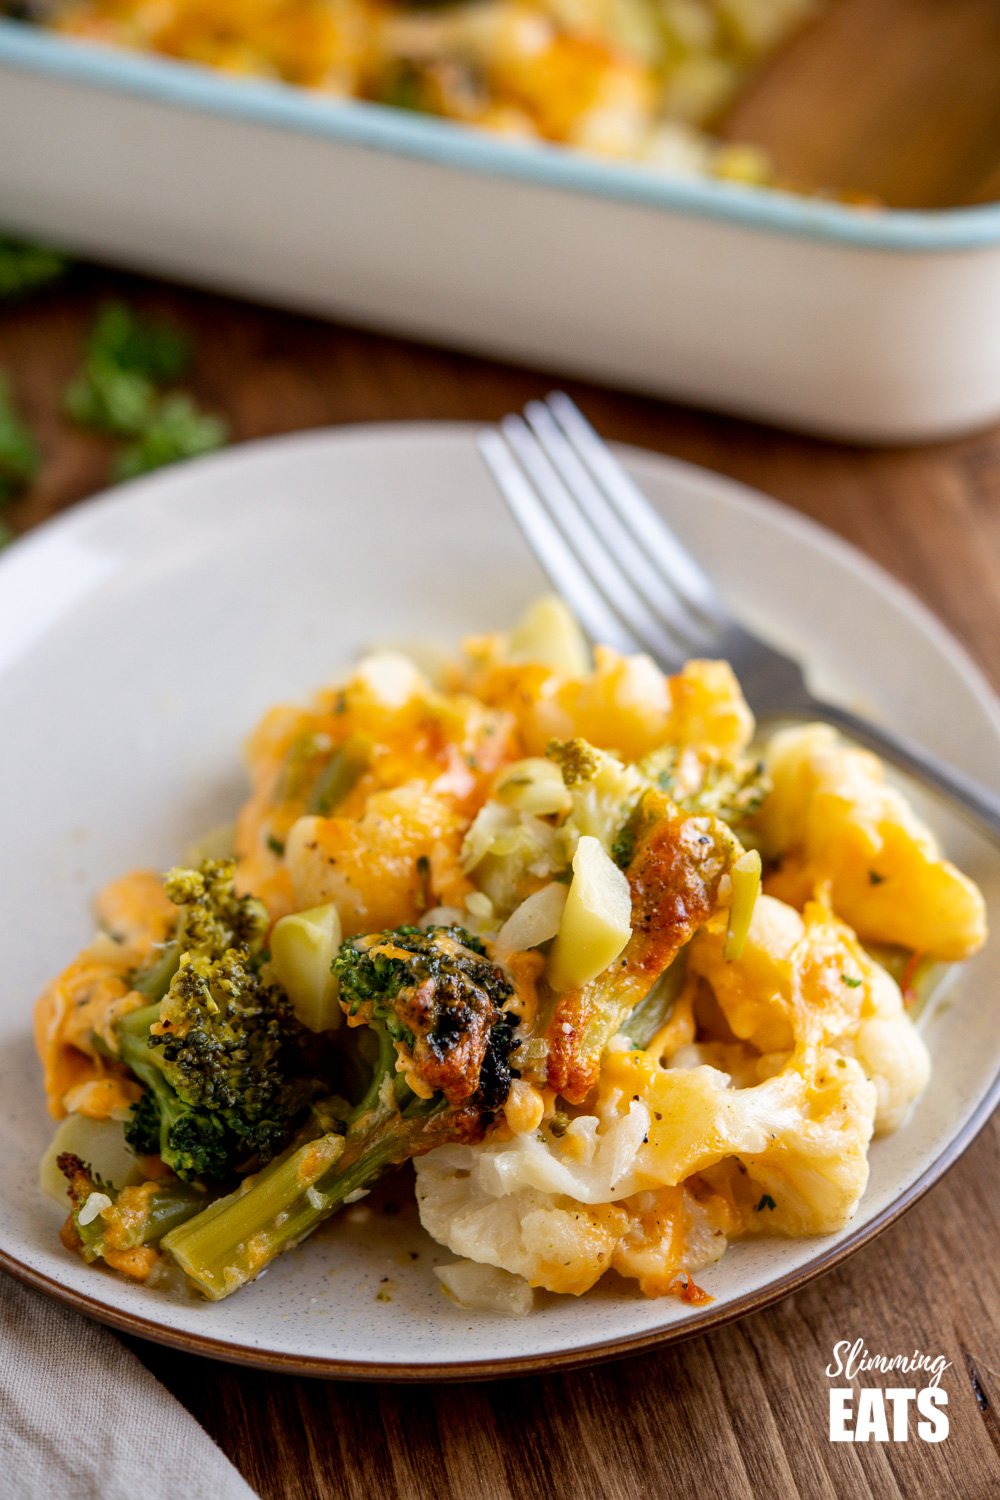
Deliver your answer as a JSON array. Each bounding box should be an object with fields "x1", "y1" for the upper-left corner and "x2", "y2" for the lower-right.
[
  {"x1": 495, "y1": 882, "x2": 568, "y2": 957},
  {"x1": 435, "y1": 1261, "x2": 535, "y2": 1316},
  {"x1": 494, "y1": 758, "x2": 572, "y2": 818},
  {"x1": 548, "y1": 836, "x2": 632, "y2": 991}
]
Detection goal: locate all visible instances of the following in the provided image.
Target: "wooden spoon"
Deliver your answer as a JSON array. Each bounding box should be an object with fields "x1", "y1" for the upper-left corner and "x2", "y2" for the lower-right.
[{"x1": 719, "y1": 0, "x2": 1000, "y2": 209}]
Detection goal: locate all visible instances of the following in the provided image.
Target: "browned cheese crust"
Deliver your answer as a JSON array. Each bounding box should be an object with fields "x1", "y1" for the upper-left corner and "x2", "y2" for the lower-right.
[{"x1": 545, "y1": 791, "x2": 733, "y2": 1103}]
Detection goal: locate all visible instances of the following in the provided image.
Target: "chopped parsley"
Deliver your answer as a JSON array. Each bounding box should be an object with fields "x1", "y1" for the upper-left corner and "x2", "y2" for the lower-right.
[
  {"x1": 64, "y1": 362, "x2": 156, "y2": 438},
  {"x1": 0, "y1": 374, "x2": 39, "y2": 507},
  {"x1": 611, "y1": 819, "x2": 637, "y2": 870},
  {"x1": 88, "y1": 301, "x2": 191, "y2": 386},
  {"x1": 115, "y1": 394, "x2": 227, "y2": 479},
  {"x1": 266, "y1": 834, "x2": 286, "y2": 857},
  {"x1": 65, "y1": 304, "x2": 227, "y2": 477},
  {"x1": 64, "y1": 303, "x2": 192, "y2": 436},
  {"x1": 0, "y1": 237, "x2": 69, "y2": 301},
  {"x1": 868, "y1": 870, "x2": 887, "y2": 886},
  {"x1": 0, "y1": 289, "x2": 229, "y2": 544},
  {"x1": 755, "y1": 1193, "x2": 777, "y2": 1212},
  {"x1": 841, "y1": 974, "x2": 862, "y2": 989}
]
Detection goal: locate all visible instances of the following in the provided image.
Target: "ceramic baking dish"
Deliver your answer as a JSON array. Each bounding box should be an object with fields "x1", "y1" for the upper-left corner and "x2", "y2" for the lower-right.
[{"x1": 5, "y1": 20, "x2": 1000, "y2": 443}]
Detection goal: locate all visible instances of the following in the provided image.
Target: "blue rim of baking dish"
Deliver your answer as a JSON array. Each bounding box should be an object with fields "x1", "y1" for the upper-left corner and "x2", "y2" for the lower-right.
[{"x1": 4, "y1": 18, "x2": 1000, "y2": 254}]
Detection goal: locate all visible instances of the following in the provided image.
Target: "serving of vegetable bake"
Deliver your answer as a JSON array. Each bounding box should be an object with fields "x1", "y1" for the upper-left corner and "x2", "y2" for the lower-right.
[
  {"x1": 16, "y1": 0, "x2": 819, "y2": 181},
  {"x1": 35, "y1": 598, "x2": 986, "y2": 1314}
]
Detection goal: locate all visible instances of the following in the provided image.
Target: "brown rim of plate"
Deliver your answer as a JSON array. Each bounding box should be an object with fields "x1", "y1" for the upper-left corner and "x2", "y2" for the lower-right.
[{"x1": 2, "y1": 1067, "x2": 998, "y2": 1383}]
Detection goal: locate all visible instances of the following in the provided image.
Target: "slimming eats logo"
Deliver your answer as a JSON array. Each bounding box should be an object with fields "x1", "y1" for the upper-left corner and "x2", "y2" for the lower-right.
[{"x1": 826, "y1": 1339, "x2": 951, "y2": 1443}]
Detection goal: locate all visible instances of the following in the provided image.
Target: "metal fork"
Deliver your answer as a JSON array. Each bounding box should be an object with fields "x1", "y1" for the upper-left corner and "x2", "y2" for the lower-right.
[{"x1": 478, "y1": 392, "x2": 1000, "y2": 844}]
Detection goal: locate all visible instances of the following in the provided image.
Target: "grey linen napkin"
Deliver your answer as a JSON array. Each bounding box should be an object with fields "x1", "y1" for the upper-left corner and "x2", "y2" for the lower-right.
[{"x1": 1, "y1": 1271, "x2": 258, "y2": 1500}]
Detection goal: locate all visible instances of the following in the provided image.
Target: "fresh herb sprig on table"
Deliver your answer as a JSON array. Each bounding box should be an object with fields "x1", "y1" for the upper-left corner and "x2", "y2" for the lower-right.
[
  {"x1": 115, "y1": 393, "x2": 228, "y2": 480},
  {"x1": 0, "y1": 237, "x2": 230, "y2": 539},
  {"x1": 0, "y1": 375, "x2": 39, "y2": 502},
  {"x1": 63, "y1": 301, "x2": 190, "y2": 435},
  {"x1": 0, "y1": 375, "x2": 40, "y2": 547},
  {"x1": 64, "y1": 302, "x2": 228, "y2": 477},
  {"x1": 0, "y1": 236, "x2": 69, "y2": 301}
]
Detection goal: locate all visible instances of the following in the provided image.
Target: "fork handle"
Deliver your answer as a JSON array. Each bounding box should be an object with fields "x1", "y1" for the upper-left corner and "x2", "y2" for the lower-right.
[{"x1": 784, "y1": 699, "x2": 1000, "y2": 845}]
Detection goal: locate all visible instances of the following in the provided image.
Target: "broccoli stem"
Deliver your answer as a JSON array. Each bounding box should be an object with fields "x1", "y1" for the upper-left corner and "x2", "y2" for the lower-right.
[
  {"x1": 132, "y1": 943, "x2": 179, "y2": 1001},
  {"x1": 117, "y1": 1000, "x2": 164, "y2": 1043},
  {"x1": 307, "y1": 734, "x2": 370, "y2": 816},
  {"x1": 163, "y1": 1026, "x2": 437, "y2": 1299},
  {"x1": 161, "y1": 1129, "x2": 349, "y2": 1298},
  {"x1": 619, "y1": 952, "x2": 688, "y2": 1048},
  {"x1": 118, "y1": 1011, "x2": 240, "y2": 1182},
  {"x1": 137, "y1": 1184, "x2": 207, "y2": 1240},
  {"x1": 59, "y1": 1152, "x2": 206, "y2": 1264},
  {"x1": 79, "y1": 1181, "x2": 207, "y2": 1261},
  {"x1": 116, "y1": 1008, "x2": 176, "y2": 1115}
]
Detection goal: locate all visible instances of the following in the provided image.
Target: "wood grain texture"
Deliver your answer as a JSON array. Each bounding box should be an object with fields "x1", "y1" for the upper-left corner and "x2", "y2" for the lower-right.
[{"x1": 2, "y1": 269, "x2": 999, "y2": 1499}]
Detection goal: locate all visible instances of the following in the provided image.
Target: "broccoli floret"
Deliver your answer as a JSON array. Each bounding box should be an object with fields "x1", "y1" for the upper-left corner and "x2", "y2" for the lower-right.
[
  {"x1": 333, "y1": 925, "x2": 516, "y2": 1107},
  {"x1": 547, "y1": 736, "x2": 646, "y2": 855},
  {"x1": 130, "y1": 856, "x2": 268, "y2": 1000},
  {"x1": 164, "y1": 857, "x2": 270, "y2": 954},
  {"x1": 546, "y1": 737, "x2": 600, "y2": 787},
  {"x1": 641, "y1": 746, "x2": 769, "y2": 830},
  {"x1": 162, "y1": 925, "x2": 520, "y2": 1300},
  {"x1": 117, "y1": 860, "x2": 319, "y2": 1182},
  {"x1": 119, "y1": 1023, "x2": 235, "y2": 1182},
  {"x1": 122, "y1": 1087, "x2": 161, "y2": 1159}
]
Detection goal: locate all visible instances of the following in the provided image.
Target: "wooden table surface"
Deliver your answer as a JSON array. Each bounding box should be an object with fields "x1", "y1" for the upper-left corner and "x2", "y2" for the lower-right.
[{"x1": 3, "y1": 267, "x2": 1000, "y2": 1500}]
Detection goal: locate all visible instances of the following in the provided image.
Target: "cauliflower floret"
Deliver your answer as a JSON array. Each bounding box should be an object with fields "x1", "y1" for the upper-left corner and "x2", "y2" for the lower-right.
[
  {"x1": 461, "y1": 631, "x2": 753, "y2": 764},
  {"x1": 562, "y1": 647, "x2": 674, "y2": 761},
  {"x1": 563, "y1": 652, "x2": 754, "y2": 763},
  {"x1": 608, "y1": 1186, "x2": 731, "y2": 1298},
  {"x1": 690, "y1": 893, "x2": 931, "y2": 1135},
  {"x1": 853, "y1": 967, "x2": 931, "y2": 1134},
  {"x1": 415, "y1": 1099, "x2": 657, "y2": 1293},
  {"x1": 346, "y1": 650, "x2": 428, "y2": 711},
  {"x1": 451, "y1": 1099, "x2": 653, "y2": 1206},
  {"x1": 416, "y1": 1141, "x2": 728, "y2": 1298},
  {"x1": 756, "y1": 724, "x2": 986, "y2": 960},
  {"x1": 416, "y1": 1146, "x2": 628, "y2": 1296},
  {"x1": 663, "y1": 659, "x2": 755, "y2": 758},
  {"x1": 688, "y1": 893, "x2": 803, "y2": 1053},
  {"x1": 286, "y1": 787, "x2": 469, "y2": 934},
  {"x1": 601, "y1": 1048, "x2": 876, "y2": 1234},
  {"x1": 416, "y1": 1035, "x2": 878, "y2": 1293}
]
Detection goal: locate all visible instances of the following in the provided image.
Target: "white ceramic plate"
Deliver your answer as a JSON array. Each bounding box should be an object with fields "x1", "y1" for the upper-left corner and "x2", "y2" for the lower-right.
[{"x1": 1, "y1": 423, "x2": 998, "y2": 1379}]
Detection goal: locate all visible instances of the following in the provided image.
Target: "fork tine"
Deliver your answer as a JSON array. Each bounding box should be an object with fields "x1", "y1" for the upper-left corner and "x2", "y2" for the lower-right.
[
  {"x1": 498, "y1": 415, "x2": 689, "y2": 668},
  {"x1": 523, "y1": 399, "x2": 715, "y2": 658},
  {"x1": 545, "y1": 392, "x2": 731, "y2": 632},
  {"x1": 476, "y1": 430, "x2": 638, "y2": 656}
]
